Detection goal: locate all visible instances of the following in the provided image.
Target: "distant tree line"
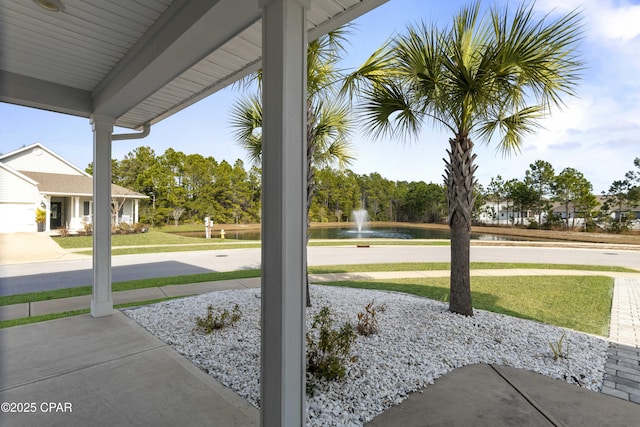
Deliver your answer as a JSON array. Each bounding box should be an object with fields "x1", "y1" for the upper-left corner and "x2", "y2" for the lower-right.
[
  {"x1": 96, "y1": 147, "x2": 639, "y2": 232},
  {"x1": 310, "y1": 168, "x2": 448, "y2": 223},
  {"x1": 96, "y1": 146, "x2": 261, "y2": 226},
  {"x1": 99, "y1": 146, "x2": 451, "y2": 226}
]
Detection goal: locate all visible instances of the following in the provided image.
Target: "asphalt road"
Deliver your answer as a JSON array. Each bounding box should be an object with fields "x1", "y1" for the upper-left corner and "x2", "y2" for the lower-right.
[{"x1": 1, "y1": 245, "x2": 639, "y2": 296}]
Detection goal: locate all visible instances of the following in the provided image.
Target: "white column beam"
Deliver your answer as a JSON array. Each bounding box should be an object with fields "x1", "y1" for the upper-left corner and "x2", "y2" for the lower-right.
[
  {"x1": 134, "y1": 199, "x2": 139, "y2": 224},
  {"x1": 259, "y1": 0, "x2": 309, "y2": 425},
  {"x1": 44, "y1": 196, "x2": 51, "y2": 232},
  {"x1": 74, "y1": 196, "x2": 80, "y2": 230},
  {"x1": 90, "y1": 115, "x2": 115, "y2": 317}
]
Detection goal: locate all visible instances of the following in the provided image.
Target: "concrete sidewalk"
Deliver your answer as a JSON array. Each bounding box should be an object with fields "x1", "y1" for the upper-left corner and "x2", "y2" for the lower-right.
[{"x1": 0, "y1": 277, "x2": 263, "y2": 321}]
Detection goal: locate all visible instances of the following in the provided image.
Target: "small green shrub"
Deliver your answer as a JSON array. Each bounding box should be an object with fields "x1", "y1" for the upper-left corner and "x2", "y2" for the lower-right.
[
  {"x1": 549, "y1": 331, "x2": 570, "y2": 360},
  {"x1": 194, "y1": 304, "x2": 242, "y2": 334},
  {"x1": 306, "y1": 306, "x2": 356, "y2": 384},
  {"x1": 356, "y1": 300, "x2": 385, "y2": 336}
]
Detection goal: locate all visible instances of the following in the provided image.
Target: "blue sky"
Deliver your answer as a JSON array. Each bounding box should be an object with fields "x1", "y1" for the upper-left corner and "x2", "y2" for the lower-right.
[{"x1": 1, "y1": 0, "x2": 639, "y2": 193}]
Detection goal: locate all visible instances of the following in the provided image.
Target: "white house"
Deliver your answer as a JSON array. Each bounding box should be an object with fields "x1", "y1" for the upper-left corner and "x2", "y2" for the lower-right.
[
  {"x1": 476, "y1": 198, "x2": 532, "y2": 226},
  {"x1": 0, "y1": 143, "x2": 147, "y2": 233},
  {"x1": 477, "y1": 195, "x2": 640, "y2": 230}
]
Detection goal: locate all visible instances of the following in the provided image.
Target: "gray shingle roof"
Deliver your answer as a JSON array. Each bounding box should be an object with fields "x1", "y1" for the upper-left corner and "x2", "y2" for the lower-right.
[{"x1": 19, "y1": 171, "x2": 147, "y2": 198}]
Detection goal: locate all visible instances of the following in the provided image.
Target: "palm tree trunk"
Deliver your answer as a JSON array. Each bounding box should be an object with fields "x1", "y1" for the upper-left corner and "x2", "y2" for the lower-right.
[
  {"x1": 444, "y1": 134, "x2": 476, "y2": 316},
  {"x1": 305, "y1": 159, "x2": 313, "y2": 308},
  {"x1": 305, "y1": 100, "x2": 317, "y2": 308},
  {"x1": 305, "y1": 150, "x2": 314, "y2": 307}
]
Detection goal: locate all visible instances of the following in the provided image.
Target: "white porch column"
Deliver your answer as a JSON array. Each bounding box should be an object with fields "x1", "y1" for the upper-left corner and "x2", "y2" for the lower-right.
[
  {"x1": 44, "y1": 196, "x2": 51, "y2": 232},
  {"x1": 90, "y1": 115, "x2": 115, "y2": 317},
  {"x1": 134, "y1": 199, "x2": 139, "y2": 223},
  {"x1": 74, "y1": 196, "x2": 80, "y2": 230},
  {"x1": 259, "y1": 0, "x2": 309, "y2": 425}
]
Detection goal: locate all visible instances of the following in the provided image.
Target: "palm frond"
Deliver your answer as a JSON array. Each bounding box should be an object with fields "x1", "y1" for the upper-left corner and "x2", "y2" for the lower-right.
[
  {"x1": 323, "y1": 139, "x2": 355, "y2": 169},
  {"x1": 477, "y1": 104, "x2": 545, "y2": 156},
  {"x1": 395, "y1": 22, "x2": 442, "y2": 91},
  {"x1": 489, "y1": 2, "x2": 584, "y2": 111},
  {"x1": 229, "y1": 95, "x2": 263, "y2": 165},
  {"x1": 309, "y1": 100, "x2": 354, "y2": 168},
  {"x1": 340, "y1": 40, "x2": 396, "y2": 99},
  {"x1": 360, "y1": 82, "x2": 421, "y2": 140},
  {"x1": 308, "y1": 26, "x2": 352, "y2": 97}
]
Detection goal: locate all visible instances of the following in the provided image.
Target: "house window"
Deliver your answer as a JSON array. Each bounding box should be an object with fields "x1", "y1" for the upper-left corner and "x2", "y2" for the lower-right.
[{"x1": 83, "y1": 201, "x2": 91, "y2": 215}]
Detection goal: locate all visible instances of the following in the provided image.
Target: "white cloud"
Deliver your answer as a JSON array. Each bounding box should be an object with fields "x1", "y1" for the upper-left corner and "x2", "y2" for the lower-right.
[
  {"x1": 535, "y1": 0, "x2": 640, "y2": 40},
  {"x1": 589, "y1": 2, "x2": 640, "y2": 41},
  {"x1": 525, "y1": 97, "x2": 590, "y2": 151}
]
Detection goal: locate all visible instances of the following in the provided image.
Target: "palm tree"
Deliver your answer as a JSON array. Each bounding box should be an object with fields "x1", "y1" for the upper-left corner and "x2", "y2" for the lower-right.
[
  {"x1": 349, "y1": 2, "x2": 582, "y2": 315},
  {"x1": 230, "y1": 28, "x2": 355, "y2": 306}
]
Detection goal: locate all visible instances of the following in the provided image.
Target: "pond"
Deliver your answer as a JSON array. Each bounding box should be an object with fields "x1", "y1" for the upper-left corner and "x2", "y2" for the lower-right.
[{"x1": 177, "y1": 225, "x2": 539, "y2": 241}]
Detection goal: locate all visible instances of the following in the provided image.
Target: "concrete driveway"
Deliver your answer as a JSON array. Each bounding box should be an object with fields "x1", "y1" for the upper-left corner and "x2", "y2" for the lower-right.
[{"x1": 0, "y1": 233, "x2": 86, "y2": 265}]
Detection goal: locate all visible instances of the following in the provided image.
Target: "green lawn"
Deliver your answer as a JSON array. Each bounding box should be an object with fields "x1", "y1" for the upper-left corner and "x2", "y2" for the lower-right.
[
  {"x1": 106, "y1": 243, "x2": 260, "y2": 256},
  {"x1": 308, "y1": 262, "x2": 636, "y2": 274},
  {"x1": 101, "y1": 240, "x2": 446, "y2": 256},
  {"x1": 324, "y1": 276, "x2": 613, "y2": 336},
  {"x1": 53, "y1": 229, "x2": 451, "y2": 253},
  {"x1": 54, "y1": 230, "x2": 224, "y2": 249}
]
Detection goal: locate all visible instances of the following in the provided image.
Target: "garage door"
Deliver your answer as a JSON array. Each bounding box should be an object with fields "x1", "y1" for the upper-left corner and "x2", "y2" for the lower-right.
[{"x1": 0, "y1": 203, "x2": 35, "y2": 233}]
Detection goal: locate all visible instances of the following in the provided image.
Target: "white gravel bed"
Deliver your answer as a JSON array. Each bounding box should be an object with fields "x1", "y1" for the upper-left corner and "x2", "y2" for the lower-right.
[{"x1": 124, "y1": 285, "x2": 608, "y2": 426}]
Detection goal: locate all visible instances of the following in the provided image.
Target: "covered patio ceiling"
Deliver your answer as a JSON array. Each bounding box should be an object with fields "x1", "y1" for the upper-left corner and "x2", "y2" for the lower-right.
[{"x1": 0, "y1": 0, "x2": 386, "y2": 129}]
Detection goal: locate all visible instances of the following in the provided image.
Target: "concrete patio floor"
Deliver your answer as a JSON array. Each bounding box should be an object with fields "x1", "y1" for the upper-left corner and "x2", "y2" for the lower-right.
[
  {"x1": 367, "y1": 364, "x2": 640, "y2": 426},
  {"x1": 0, "y1": 312, "x2": 258, "y2": 426}
]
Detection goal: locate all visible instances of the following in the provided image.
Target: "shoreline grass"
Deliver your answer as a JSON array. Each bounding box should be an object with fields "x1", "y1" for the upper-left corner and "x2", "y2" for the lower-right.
[
  {"x1": 54, "y1": 229, "x2": 452, "y2": 252},
  {"x1": 70, "y1": 240, "x2": 449, "y2": 256}
]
